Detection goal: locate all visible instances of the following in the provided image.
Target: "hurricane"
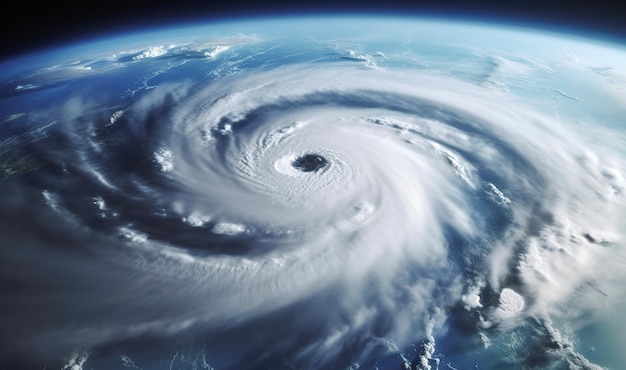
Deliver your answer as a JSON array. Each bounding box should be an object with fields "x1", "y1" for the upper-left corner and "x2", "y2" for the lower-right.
[{"x1": 1, "y1": 18, "x2": 625, "y2": 370}]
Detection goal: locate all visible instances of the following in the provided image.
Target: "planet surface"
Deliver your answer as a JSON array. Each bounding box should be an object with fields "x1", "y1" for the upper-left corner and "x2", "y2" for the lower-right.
[{"x1": 0, "y1": 16, "x2": 625, "y2": 370}]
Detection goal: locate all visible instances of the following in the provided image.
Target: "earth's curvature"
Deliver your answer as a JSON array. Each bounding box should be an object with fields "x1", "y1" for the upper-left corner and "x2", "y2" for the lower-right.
[{"x1": 0, "y1": 16, "x2": 625, "y2": 370}]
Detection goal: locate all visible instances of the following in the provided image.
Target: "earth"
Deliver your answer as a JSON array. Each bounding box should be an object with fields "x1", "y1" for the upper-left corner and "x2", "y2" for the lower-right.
[{"x1": 0, "y1": 16, "x2": 625, "y2": 370}]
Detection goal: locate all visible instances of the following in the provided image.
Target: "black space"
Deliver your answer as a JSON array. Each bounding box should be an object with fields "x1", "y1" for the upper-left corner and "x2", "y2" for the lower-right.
[{"x1": 1, "y1": 0, "x2": 626, "y2": 60}]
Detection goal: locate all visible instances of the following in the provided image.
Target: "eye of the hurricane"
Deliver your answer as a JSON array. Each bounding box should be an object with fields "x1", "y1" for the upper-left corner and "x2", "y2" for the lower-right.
[{"x1": 292, "y1": 154, "x2": 328, "y2": 172}]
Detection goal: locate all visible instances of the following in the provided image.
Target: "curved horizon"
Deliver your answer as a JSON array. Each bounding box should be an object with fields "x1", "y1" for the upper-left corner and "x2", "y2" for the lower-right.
[{"x1": 3, "y1": 3, "x2": 626, "y2": 60}]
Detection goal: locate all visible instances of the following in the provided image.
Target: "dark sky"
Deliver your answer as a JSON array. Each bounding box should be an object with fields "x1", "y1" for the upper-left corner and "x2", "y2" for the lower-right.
[{"x1": 2, "y1": 0, "x2": 626, "y2": 60}]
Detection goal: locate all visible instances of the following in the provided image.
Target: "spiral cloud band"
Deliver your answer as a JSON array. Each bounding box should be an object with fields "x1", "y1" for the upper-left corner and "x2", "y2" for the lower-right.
[{"x1": 1, "y1": 27, "x2": 625, "y2": 369}]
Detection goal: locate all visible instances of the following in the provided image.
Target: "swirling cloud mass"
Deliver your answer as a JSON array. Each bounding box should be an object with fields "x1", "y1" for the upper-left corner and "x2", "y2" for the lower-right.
[{"x1": 0, "y1": 18, "x2": 625, "y2": 369}]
